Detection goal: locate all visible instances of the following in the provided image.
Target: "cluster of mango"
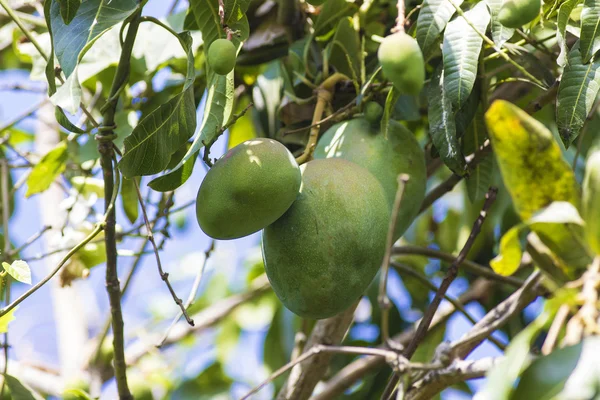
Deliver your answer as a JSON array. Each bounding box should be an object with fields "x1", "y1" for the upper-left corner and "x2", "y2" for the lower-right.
[{"x1": 195, "y1": 115, "x2": 426, "y2": 319}]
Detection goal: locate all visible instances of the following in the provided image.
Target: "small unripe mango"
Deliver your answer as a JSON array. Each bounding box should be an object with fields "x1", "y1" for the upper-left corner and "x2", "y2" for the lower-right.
[
  {"x1": 314, "y1": 118, "x2": 426, "y2": 241},
  {"x1": 196, "y1": 138, "x2": 301, "y2": 240},
  {"x1": 498, "y1": 0, "x2": 540, "y2": 28},
  {"x1": 364, "y1": 101, "x2": 384, "y2": 124},
  {"x1": 378, "y1": 32, "x2": 425, "y2": 96},
  {"x1": 262, "y1": 159, "x2": 389, "y2": 319},
  {"x1": 208, "y1": 38, "x2": 236, "y2": 75}
]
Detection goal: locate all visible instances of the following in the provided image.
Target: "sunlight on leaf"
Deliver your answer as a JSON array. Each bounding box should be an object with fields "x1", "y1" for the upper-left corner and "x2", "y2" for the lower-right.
[
  {"x1": 485, "y1": 100, "x2": 580, "y2": 221},
  {"x1": 26, "y1": 141, "x2": 68, "y2": 197},
  {"x1": 2, "y1": 260, "x2": 31, "y2": 284}
]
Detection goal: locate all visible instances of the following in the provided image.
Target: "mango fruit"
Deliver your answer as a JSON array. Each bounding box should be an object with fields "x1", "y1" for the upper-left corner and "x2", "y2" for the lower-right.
[
  {"x1": 196, "y1": 138, "x2": 301, "y2": 240},
  {"x1": 208, "y1": 38, "x2": 236, "y2": 75},
  {"x1": 364, "y1": 101, "x2": 384, "y2": 124},
  {"x1": 583, "y1": 149, "x2": 600, "y2": 254},
  {"x1": 262, "y1": 159, "x2": 389, "y2": 319},
  {"x1": 498, "y1": 0, "x2": 541, "y2": 28},
  {"x1": 314, "y1": 118, "x2": 426, "y2": 240},
  {"x1": 378, "y1": 32, "x2": 425, "y2": 96}
]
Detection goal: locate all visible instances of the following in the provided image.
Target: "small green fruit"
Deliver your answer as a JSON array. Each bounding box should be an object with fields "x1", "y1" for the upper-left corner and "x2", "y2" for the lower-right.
[
  {"x1": 583, "y1": 149, "x2": 600, "y2": 254},
  {"x1": 498, "y1": 0, "x2": 540, "y2": 28},
  {"x1": 364, "y1": 102, "x2": 384, "y2": 124},
  {"x1": 196, "y1": 138, "x2": 301, "y2": 240},
  {"x1": 262, "y1": 159, "x2": 389, "y2": 319},
  {"x1": 314, "y1": 118, "x2": 426, "y2": 240},
  {"x1": 378, "y1": 33, "x2": 425, "y2": 96},
  {"x1": 207, "y1": 38, "x2": 236, "y2": 75}
]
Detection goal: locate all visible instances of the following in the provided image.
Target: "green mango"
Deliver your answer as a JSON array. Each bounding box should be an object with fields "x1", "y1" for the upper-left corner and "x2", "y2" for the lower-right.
[
  {"x1": 262, "y1": 158, "x2": 389, "y2": 319},
  {"x1": 207, "y1": 38, "x2": 236, "y2": 75},
  {"x1": 196, "y1": 138, "x2": 301, "y2": 240},
  {"x1": 498, "y1": 0, "x2": 540, "y2": 28},
  {"x1": 378, "y1": 32, "x2": 425, "y2": 96},
  {"x1": 364, "y1": 101, "x2": 384, "y2": 124},
  {"x1": 314, "y1": 118, "x2": 426, "y2": 240}
]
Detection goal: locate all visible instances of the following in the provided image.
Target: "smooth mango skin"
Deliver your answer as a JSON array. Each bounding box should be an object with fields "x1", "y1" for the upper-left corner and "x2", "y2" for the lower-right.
[
  {"x1": 314, "y1": 118, "x2": 426, "y2": 241},
  {"x1": 498, "y1": 0, "x2": 540, "y2": 28},
  {"x1": 208, "y1": 38, "x2": 236, "y2": 75},
  {"x1": 262, "y1": 159, "x2": 389, "y2": 319},
  {"x1": 378, "y1": 32, "x2": 425, "y2": 96},
  {"x1": 196, "y1": 138, "x2": 301, "y2": 240}
]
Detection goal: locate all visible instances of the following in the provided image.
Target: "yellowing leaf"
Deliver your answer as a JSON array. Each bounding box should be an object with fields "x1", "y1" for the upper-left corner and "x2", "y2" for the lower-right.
[
  {"x1": 227, "y1": 98, "x2": 256, "y2": 149},
  {"x1": 0, "y1": 307, "x2": 18, "y2": 333},
  {"x1": 485, "y1": 100, "x2": 580, "y2": 221},
  {"x1": 491, "y1": 224, "x2": 524, "y2": 276},
  {"x1": 26, "y1": 141, "x2": 68, "y2": 197}
]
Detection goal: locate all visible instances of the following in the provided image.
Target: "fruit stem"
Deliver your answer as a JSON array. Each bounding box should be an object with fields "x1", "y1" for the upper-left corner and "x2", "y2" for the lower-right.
[
  {"x1": 295, "y1": 73, "x2": 348, "y2": 165},
  {"x1": 393, "y1": 0, "x2": 406, "y2": 33}
]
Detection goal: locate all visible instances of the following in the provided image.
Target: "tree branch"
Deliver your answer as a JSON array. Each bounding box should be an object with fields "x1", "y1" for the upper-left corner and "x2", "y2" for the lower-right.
[
  {"x1": 98, "y1": 9, "x2": 144, "y2": 399},
  {"x1": 311, "y1": 279, "x2": 493, "y2": 400},
  {"x1": 276, "y1": 303, "x2": 358, "y2": 400}
]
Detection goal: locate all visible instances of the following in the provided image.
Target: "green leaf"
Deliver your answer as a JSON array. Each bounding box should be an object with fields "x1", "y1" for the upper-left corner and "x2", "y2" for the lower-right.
[
  {"x1": 555, "y1": 336, "x2": 600, "y2": 398},
  {"x1": 486, "y1": 0, "x2": 516, "y2": 47},
  {"x1": 381, "y1": 87, "x2": 400, "y2": 138},
  {"x1": 583, "y1": 148, "x2": 600, "y2": 253},
  {"x1": 4, "y1": 374, "x2": 42, "y2": 400},
  {"x1": 148, "y1": 152, "x2": 198, "y2": 192},
  {"x1": 328, "y1": 17, "x2": 361, "y2": 84},
  {"x1": 580, "y1": 0, "x2": 600, "y2": 63},
  {"x1": 428, "y1": 64, "x2": 466, "y2": 173},
  {"x1": 0, "y1": 307, "x2": 17, "y2": 334},
  {"x1": 313, "y1": 0, "x2": 357, "y2": 37},
  {"x1": 512, "y1": 342, "x2": 582, "y2": 400},
  {"x1": 491, "y1": 202, "x2": 590, "y2": 276},
  {"x1": 417, "y1": 0, "x2": 464, "y2": 59},
  {"x1": 118, "y1": 32, "x2": 197, "y2": 178},
  {"x1": 49, "y1": 0, "x2": 137, "y2": 77},
  {"x1": 166, "y1": 72, "x2": 235, "y2": 182},
  {"x1": 463, "y1": 108, "x2": 493, "y2": 202},
  {"x1": 50, "y1": 66, "x2": 82, "y2": 115},
  {"x1": 442, "y1": 2, "x2": 490, "y2": 109},
  {"x1": 557, "y1": 0, "x2": 581, "y2": 66},
  {"x1": 26, "y1": 141, "x2": 68, "y2": 197},
  {"x1": 490, "y1": 224, "x2": 525, "y2": 275},
  {"x1": 120, "y1": 177, "x2": 139, "y2": 224},
  {"x1": 57, "y1": 0, "x2": 81, "y2": 25},
  {"x1": 556, "y1": 43, "x2": 600, "y2": 146},
  {"x1": 485, "y1": 100, "x2": 580, "y2": 221},
  {"x1": 529, "y1": 202, "x2": 591, "y2": 274},
  {"x1": 476, "y1": 311, "x2": 550, "y2": 400},
  {"x1": 2, "y1": 260, "x2": 31, "y2": 284},
  {"x1": 187, "y1": 0, "x2": 223, "y2": 48}
]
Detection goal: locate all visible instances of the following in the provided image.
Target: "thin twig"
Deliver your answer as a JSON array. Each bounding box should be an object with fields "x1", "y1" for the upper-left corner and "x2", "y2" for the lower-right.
[
  {"x1": 133, "y1": 179, "x2": 194, "y2": 325},
  {"x1": 541, "y1": 304, "x2": 569, "y2": 355},
  {"x1": 241, "y1": 344, "x2": 444, "y2": 400},
  {"x1": 7, "y1": 225, "x2": 51, "y2": 257},
  {"x1": 383, "y1": 187, "x2": 498, "y2": 399},
  {"x1": 98, "y1": 9, "x2": 145, "y2": 399},
  {"x1": 157, "y1": 240, "x2": 215, "y2": 346},
  {"x1": 203, "y1": 102, "x2": 253, "y2": 167},
  {"x1": 404, "y1": 187, "x2": 497, "y2": 358},
  {"x1": 391, "y1": 262, "x2": 506, "y2": 351},
  {"x1": 392, "y1": 245, "x2": 523, "y2": 287},
  {"x1": 0, "y1": 159, "x2": 11, "y2": 399},
  {"x1": 295, "y1": 74, "x2": 347, "y2": 164},
  {"x1": 392, "y1": 0, "x2": 406, "y2": 33},
  {"x1": 379, "y1": 175, "x2": 409, "y2": 345},
  {"x1": 0, "y1": 224, "x2": 104, "y2": 317}
]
